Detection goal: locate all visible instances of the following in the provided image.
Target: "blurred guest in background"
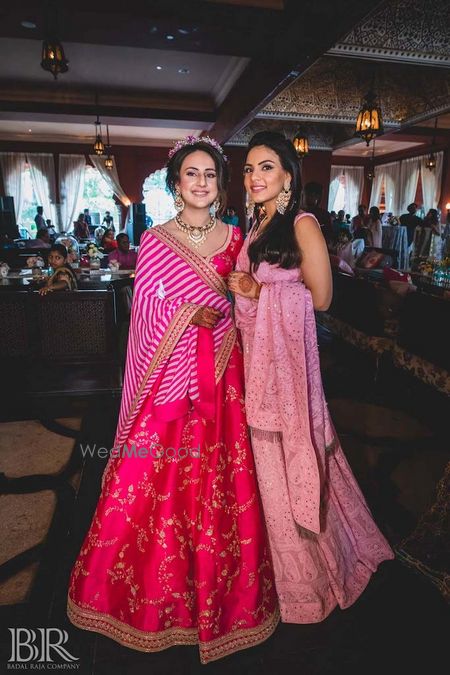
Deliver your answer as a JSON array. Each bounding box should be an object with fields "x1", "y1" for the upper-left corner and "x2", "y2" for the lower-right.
[
  {"x1": 303, "y1": 181, "x2": 333, "y2": 241},
  {"x1": 73, "y1": 213, "x2": 90, "y2": 241},
  {"x1": 351, "y1": 204, "x2": 368, "y2": 234},
  {"x1": 223, "y1": 206, "x2": 239, "y2": 227},
  {"x1": 102, "y1": 210, "x2": 115, "y2": 233},
  {"x1": 83, "y1": 208, "x2": 92, "y2": 227},
  {"x1": 107, "y1": 233, "x2": 137, "y2": 269},
  {"x1": 367, "y1": 206, "x2": 382, "y2": 248},
  {"x1": 34, "y1": 206, "x2": 46, "y2": 230},
  {"x1": 332, "y1": 210, "x2": 350, "y2": 239},
  {"x1": 38, "y1": 244, "x2": 77, "y2": 295},
  {"x1": 400, "y1": 203, "x2": 423, "y2": 246},
  {"x1": 28, "y1": 228, "x2": 51, "y2": 249},
  {"x1": 101, "y1": 228, "x2": 118, "y2": 253}
]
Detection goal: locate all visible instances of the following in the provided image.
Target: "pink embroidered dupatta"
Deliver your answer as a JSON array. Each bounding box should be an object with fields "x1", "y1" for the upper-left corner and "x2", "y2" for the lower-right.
[
  {"x1": 234, "y1": 231, "x2": 336, "y2": 535},
  {"x1": 114, "y1": 227, "x2": 236, "y2": 452}
]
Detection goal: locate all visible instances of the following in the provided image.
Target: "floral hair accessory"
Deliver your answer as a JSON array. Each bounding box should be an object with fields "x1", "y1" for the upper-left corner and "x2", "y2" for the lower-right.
[{"x1": 168, "y1": 135, "x2": 227, "y2": 162}]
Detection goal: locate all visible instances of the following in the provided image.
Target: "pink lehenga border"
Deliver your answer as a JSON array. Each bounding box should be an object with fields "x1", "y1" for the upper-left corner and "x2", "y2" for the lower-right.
[{"x1": 67, "y1": 597, "x2": 280, "y2": 664}]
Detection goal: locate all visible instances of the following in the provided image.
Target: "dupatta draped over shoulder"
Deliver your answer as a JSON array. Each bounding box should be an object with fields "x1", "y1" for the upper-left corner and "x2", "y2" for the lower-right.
[
  {"x1": 114, "y1": 226, "x2": 236, "y2": 450},
  {"x1": 234, "y1": 214, "x2": 335, "y2": 535}
]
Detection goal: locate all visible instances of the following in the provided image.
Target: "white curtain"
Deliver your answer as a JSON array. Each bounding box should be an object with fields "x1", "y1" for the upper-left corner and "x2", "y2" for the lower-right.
[
  {"x1": 342, "y1": 166, "x2": 364, "y2": 217},
  {"x1": 89, "y1": 155, "x2": 131, "y2": 206},
  {"x1": 27, "y1": 153, "x2": 57, "y2": 226},
  {"x1": 369, "y1": 161, "x2": 401, "y2": 214},
  {"x1": 420, "y1": 151, "x2": 444, "y2": 211},
  {"x1": 369, "y1": 166, "x2": 384, "y2": 210},
  {"x1": 59, "y1": 155, "x2": 86, "y2": 232},
  {"x1": 328, "y1": 166, "x2": 342, "y2": 211},
  {"x1": 0, "y1": 152, "x2": 26, "y2": 222},
  {"x1": 382, "y1": 161, "x2": 402, "y2": 214},
  {"x1": 398, "y1": 156, "x2": 420, "y2": 214}
]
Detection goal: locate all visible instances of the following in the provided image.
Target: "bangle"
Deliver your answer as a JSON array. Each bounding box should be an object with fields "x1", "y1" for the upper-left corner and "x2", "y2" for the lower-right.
[{"x1": 255, "y1": 283, "x2": 262, "y2": 299}]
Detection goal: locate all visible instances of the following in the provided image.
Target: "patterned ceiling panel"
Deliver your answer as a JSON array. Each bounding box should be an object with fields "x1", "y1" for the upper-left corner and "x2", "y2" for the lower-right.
[
  {"x1": 328, "y1": 0, "x2": 450, "y2": 66},
  {"x1": 259, "y1": 57, "x2": 450, "y2": 126},
  {"x1": 227, "y1": 118, "x2": 355, "y2": 149}
]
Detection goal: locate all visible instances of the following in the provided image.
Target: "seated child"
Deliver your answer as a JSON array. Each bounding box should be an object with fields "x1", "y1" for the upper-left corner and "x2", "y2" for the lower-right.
[{"x1": 38, "y1": 244, "x2": 78, "y2": 296}]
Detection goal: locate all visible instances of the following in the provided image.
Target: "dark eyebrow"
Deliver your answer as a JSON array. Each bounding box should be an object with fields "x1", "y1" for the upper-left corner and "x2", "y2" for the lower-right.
[
  {"x1": 184, "y1": 166, "x2": 216, "y2": 171},
  {"x1": 244, "y1": 159, "x2": 276, "y2": 168}
]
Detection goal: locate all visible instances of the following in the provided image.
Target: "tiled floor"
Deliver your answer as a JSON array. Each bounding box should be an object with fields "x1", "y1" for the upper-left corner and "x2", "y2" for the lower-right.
[{"x1": 0, "y1": 338, "x2": 448, "y2": 674}]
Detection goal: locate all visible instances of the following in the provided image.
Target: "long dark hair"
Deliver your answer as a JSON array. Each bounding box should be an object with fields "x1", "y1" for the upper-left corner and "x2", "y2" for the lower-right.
[
  {"x1": 166, "y1": 141, "x2": 229, "y2": 215},
  {"x1": 247, "y1": 132, "x2": 302, "y2": 270}
]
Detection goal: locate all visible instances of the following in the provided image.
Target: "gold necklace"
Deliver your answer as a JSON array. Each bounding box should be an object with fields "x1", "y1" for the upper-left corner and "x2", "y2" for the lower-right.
[{"x1": 175, "y1": 213, "x2": 217, "y2": 248}]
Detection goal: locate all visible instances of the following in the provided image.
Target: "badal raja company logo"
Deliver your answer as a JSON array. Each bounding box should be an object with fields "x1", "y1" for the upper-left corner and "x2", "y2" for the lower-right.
[{"x1": 7, "y1": 628, "x2": 80, "y2": 670}]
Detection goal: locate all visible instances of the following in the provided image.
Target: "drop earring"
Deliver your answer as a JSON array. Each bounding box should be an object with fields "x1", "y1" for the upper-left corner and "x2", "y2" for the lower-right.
[
  {"x1": 174, "y1": 189, "x2": 185, "y2": 213},
  {"x1": 275, "y1": 183, "x2": 291, "y2": 215},
  {"x1": 246, "y1": 195, "x2": 255, "y2": 218}
]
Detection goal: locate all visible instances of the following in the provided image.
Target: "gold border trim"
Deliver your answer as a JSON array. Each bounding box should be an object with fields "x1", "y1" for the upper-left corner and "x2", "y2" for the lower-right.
[
  {"x1": 67, "y1": 597, "x2": 279, "y2": 664},
  {"x1": 118, "y1": 302, "x2": 199, "y2": 445},
  {"x1": 215, "y1": 327, "x2": 236, "y2": 383},
  {"x1": 152, "y1": 227, "x2": 228, "y2": 297}
]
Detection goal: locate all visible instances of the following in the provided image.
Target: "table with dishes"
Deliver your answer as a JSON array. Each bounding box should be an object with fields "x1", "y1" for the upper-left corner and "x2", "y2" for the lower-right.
[{"x1": 0, "y1": 267, "x2": 135, "y2": 291}]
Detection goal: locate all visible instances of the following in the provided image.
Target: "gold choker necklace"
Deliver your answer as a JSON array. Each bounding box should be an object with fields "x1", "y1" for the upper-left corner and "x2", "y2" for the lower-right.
[{"x1": 175, "y1": 214, "x2": 217, "y2": 248}]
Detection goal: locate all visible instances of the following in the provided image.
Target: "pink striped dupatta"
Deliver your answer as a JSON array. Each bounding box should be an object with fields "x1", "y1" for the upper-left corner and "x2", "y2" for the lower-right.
[{"x1": 112, "y1": 226, "x2": 236, "y2": 456}]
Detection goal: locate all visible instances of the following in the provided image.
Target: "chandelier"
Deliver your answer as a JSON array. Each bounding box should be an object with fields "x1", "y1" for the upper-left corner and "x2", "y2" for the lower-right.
[
  {"x1": 293, "y1": 131, "x2": 309, "y2": 158},
  {"x1": 355, "y1": 89, "x2": 384, "y2": 146}
]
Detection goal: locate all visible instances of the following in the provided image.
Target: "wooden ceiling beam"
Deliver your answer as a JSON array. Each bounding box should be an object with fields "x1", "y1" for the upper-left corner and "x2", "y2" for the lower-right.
[
  {"x1": 208, "y1": 0, "x2": 389, "y2": 142},
  {"x1": 0, "y1": 84, "x2": 215, "y2": 122}
]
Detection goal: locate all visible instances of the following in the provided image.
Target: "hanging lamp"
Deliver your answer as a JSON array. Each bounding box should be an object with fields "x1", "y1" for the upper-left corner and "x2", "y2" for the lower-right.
[
  {"x1": 293, "y1": 130, "x2": 309, "y2": 158},
  {"x1": 104, "y1": 126, "x2": 113, "y2": 170},
  {"x1": 355, "y1": 89, "x2": 384, "y2": 146},
  {"x1": 40, "y1": 4, "x2": 68, "y2": 79}
]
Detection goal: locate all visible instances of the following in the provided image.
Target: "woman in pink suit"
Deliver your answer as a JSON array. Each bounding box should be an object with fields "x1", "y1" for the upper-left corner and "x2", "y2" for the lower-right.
[
  {"x1": 229, "y1": 131, "x2": 393, "y2": 624},
  {"x1": 67, "y1": 137, "x2": 279, "y2": 663}
]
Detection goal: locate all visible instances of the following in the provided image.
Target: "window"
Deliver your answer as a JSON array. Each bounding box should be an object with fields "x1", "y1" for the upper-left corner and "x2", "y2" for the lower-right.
[
  {"x1": 20, "y1": 165, "x2": 39, "y2": 237},
  {"x1": 142, "y1": 168, "x2": 176, "y2": 226},
  {"x1": 77, "y1": 165, "x2": 120, "y2": 229}
]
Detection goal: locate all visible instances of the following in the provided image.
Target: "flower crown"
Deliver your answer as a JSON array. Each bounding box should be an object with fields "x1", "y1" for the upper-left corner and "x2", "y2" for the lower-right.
[{"x1": 168, "y1": 135, "x2": 227, "y2": 161}]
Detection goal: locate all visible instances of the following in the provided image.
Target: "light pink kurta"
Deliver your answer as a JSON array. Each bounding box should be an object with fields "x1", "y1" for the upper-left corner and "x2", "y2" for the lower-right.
[{"x1": 234, "y1": 214, "x2": 394, "y2": 623}]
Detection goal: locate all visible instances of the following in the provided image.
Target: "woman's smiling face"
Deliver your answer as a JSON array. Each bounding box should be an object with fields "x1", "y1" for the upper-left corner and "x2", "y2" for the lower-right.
[
  {"x1": 177, "y1": 150, "x2": 218, "y2": 210},
  {"x1": 243, "y1": 145, "x2": 290, "y2": 207}
]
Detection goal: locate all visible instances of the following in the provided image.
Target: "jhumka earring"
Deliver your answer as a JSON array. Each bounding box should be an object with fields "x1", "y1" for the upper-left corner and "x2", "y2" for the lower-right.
[
  {"x1": 246, "y1": 195, "x2": 255, "y2": 218},
  {"x1": 174, "y1": 189, "x2": 185, "y2": 213},
  {"x1": 210, "y1": 199, "x2": 221, "y2": 217},
  {"x1": 275, "y1": 183, "x2": 291, "y2": 215}
]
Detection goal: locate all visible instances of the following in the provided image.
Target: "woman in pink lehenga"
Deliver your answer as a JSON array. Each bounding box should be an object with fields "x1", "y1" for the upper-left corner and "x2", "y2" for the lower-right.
[
  {"x1": 229, "y1": 131, "x2": 394, "y2": 624},
  {"x1": 67, "y1": 138, "x2": 279, "y2": 664}
]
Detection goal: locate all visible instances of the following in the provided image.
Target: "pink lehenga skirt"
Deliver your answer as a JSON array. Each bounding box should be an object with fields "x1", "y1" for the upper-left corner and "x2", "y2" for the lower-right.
[
  {"x1": 67, "y1": 345, "x2": 279, "y2": 664},
  {"x1": 249, "y1": 427, "x2": 394, "y2": 624}
]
